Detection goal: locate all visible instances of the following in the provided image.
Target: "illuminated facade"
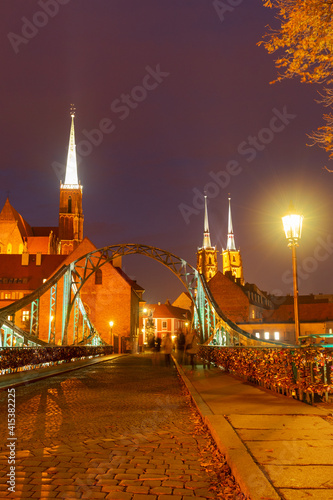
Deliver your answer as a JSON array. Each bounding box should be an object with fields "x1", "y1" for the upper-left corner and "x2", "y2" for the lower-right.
[
  {"x1": 222, "y1": 197, "x2": 244, "y2": 285},
  {"x1": 197, "y1": 195, "x2": 218, "y2": 281}
]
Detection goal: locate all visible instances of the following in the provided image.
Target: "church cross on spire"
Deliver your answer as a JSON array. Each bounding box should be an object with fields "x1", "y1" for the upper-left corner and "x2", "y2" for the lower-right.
[
  {"x1": 226, "y1": 196, "x2": 236, "y2": 251},
  {"x1": 64, "y1": 104, "x2": 79, "y2": 186}
]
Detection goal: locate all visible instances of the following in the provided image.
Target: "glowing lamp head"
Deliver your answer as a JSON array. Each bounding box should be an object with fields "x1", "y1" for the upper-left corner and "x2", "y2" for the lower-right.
[
  {"x1": 109, "y1": 321, "x2": 114, "y2": 327},
  {"x1": 282, "y1": 204, "x2": 303, "y2": 243}
]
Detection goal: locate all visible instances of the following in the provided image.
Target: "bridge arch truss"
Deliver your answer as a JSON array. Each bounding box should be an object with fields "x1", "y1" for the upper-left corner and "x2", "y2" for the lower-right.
[{"x1": 0, "y1": 244, "x2": 287, "y2": 348}]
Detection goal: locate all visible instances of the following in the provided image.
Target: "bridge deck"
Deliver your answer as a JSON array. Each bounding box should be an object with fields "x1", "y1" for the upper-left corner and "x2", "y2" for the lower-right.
[
  {"x1": 0, "y1": 353, "x2": 244, "y2": 499},
  {"x1": 1, "y1": 353, "x2": 332, "y2": 499}
]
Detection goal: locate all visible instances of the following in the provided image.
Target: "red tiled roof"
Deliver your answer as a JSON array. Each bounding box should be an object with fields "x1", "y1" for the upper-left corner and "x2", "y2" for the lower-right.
[
  {"x1": 263, "y1": 303, "x2": 333, "y2": 323},
  {"x1": 26, "y1": 237, "x2": 50, "y2": 254},
  {"x1": 0, "y1": 198, "x2": 33, "y2": 238},
  {"x1": 146, "y1": 302, "x2": 190, "y2": 320},
  {"x1": 0, "y1": 254, "x2": 66, "y2": 290}
]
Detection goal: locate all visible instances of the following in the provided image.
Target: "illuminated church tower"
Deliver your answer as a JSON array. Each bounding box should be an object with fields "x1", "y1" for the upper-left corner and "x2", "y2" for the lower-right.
[
  {"x1": 197, "y1": 195, "x2": 218, "y2": 281},
  {"x1": 222, "y1": 197, "x2": 244, "y2": 284},
  {"x1": 58, "y1": 108, "x2": 84, "y2": 255}
]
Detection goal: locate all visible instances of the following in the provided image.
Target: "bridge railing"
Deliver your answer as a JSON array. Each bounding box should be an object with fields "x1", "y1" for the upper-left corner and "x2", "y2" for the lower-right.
[
  {"x1": 0, "y1": 346, "x2": 114, "y2": 375},
  {"x1": 199, "y1": 345, "x2": 333, "y2": 404}
]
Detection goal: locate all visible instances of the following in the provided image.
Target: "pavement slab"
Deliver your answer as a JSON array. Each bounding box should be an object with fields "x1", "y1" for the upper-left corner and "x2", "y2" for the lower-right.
[{"x1": 174, "y1": 357, "x2": 333, "y2": 500}]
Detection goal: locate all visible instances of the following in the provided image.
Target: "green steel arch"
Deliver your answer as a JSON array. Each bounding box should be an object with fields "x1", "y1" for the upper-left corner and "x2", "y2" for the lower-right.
[{"x1": 0, "y1": 243, "x2": 287, "y2": 348}]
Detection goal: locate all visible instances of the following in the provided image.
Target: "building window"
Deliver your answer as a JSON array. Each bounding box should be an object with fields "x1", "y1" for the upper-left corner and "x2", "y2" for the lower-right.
[
  {"x1": 274, "y1": 331, "x2": 280, "y2": 340},
  {"x1": 4, "y1": 293, "x2": 11, "y2": 299},
  {"x1": 68, "y1": 196, "x2": 72, "y2": 213},
  {"x1": 95, "y1": 269, "x2": 102, "y2": 285},
  {"x1": 7, "y1": 243, "x2": 12, "y2": 254},
  {"x1": 22, "y1": 310, "x2": 30, "y2": 322},
  {"x1": 255, "y1": 332, "x2": 260, "y2": 338},
  {"x1": 264, "y1": 331, "x2": 269, "y2": 340},
  {"x1": 162, "y1": 321, "x2": 167, "y2": 330},
  {"x1": 251, "y1": 310, "x2": 255, "y2": 319}
]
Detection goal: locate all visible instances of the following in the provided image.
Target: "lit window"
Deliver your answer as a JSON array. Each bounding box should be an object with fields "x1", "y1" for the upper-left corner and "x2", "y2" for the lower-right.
[
  {"x1": 274, "y1": 331, "x2": 280, "y2": 340},
  {"x1": 255, "y1": 332, "x2": 260, "y2": 338},
  {"x1": 162, "y1": 321, "x2": 167, "y2": 329},
  {"x1": 264, "y1": 332, "x2": 269, "y2": 340},
  {"x1": 251, "y1": 310, "x2": 255, "y2": 319},
  {"x1": 22, "y1": 310, "x2": 30, "y2": 322},
  {"x1": 4, "y1": 293, "x2": 11, "y2": 299}
]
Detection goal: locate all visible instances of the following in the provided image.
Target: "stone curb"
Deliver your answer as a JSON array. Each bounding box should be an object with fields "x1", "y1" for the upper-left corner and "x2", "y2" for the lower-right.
[
  {"x1": 0, "y1": 354, "x2": 126, "y2": 390},
  {"x1": 173, "y1": 356, "x2": 281, "y2": 500}
]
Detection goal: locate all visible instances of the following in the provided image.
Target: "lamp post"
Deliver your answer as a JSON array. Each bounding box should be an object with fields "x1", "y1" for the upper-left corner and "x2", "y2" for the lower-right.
[
  {"x1": 109, "y1": 321, "x2": 114, "y2": 347},
  {"x1": 282, "y1": 204, "x2": 303, "y2": 344}
]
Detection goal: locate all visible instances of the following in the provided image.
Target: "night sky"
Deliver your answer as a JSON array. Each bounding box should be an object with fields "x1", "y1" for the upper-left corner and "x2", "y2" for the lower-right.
[{"x1": 1, "y1": 1, "x2": 333, "y2": 303}]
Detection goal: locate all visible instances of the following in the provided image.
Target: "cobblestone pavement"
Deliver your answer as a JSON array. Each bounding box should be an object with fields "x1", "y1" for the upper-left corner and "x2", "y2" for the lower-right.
[{"x1": 0, "y1": 354, "x2": 245, "y2": 499}]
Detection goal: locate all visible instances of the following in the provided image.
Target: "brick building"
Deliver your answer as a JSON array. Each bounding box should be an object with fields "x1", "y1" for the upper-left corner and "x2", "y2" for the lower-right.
[
  {"x1": 0, "y1": 111, "x2": 144, "y2": 349},
  {"x1": 142, "y1": 301, "x2": 191, "y2": 345}
]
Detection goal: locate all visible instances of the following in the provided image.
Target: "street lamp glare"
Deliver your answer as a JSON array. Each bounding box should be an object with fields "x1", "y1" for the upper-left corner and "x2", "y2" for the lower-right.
[
  {"x1": 109, "y1": 321, "x2": 114, "y2": 327},
  {"x1": 282, "y1": 203, "x2": 303, "y2": 344},
  {"x1": 282, "y1": 204, "x2": 303, "y2": 243}
]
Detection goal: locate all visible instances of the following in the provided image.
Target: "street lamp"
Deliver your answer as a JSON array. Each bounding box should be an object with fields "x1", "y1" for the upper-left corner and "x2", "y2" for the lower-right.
[
  {"x1": 282, "y1": 204, "x2": 303, "y2": 344},
  {"x1": 109, "y1": 321, "x2": 114, "y2": 346}
]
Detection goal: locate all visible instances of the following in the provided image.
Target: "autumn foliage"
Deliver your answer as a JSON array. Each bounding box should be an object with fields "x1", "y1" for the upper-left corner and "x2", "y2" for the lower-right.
[{"x1": 260, "y1": 0, "x2": 333, "y2": 160}]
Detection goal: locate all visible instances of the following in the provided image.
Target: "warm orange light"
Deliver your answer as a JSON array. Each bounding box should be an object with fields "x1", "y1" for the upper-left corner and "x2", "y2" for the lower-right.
[{"x1": 282, "y1": 204, "x2": 303, "y2": 243}]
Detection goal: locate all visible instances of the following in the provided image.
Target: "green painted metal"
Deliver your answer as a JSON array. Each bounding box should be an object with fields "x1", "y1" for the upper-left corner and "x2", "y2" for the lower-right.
[
  {"x1": 73, "y1": 297, "x2": 80, "y2": 344},
  {"x1": 48, "y1": 283, "x2": 57, "y2": 345},
  {"x1": 61, "y1": 267, "x2": 72, "y2": 345},
  {"x1": 30, "y1": 299, "x2": 39, "y2": 338},
  {"x1": 0, "y1": 243, "x2": 290, "y2": 348}
]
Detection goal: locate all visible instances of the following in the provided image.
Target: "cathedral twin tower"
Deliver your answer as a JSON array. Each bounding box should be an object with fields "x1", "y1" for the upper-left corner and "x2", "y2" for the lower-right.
[{"x1": 197, "y1": 196, "x2": 244, "y2": 285}]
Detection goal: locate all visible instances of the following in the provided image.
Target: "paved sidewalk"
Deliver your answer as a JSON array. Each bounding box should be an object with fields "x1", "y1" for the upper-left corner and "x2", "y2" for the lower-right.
[{"x1": 174, "y1": 356, "x2": 333, "y2": 500}]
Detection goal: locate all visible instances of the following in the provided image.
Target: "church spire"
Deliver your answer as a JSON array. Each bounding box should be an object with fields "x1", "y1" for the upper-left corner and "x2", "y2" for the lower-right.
[
  {"x1": 202, "y1": 195, "x2": 212, "y2": 248},
  {"x1": 222, "y1": 196, "x2": 244, "y2": 285},
  {"x1": 226, "y1": 196, "x2": 236, "y2": 251},
  {"x1": 197, "y1": 195, "x2": 217, "y2": 281},
  {"x1": 59, "y1": 106, "x2": 84, "y2": 255},
  {"x1": 64, "y1": 105, "x2": 79, "y2": 186}
]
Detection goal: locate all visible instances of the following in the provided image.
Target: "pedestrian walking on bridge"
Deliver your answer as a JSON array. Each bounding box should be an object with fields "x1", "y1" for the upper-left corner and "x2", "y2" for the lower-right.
[
  {"x1": 162, "y1": 332, "x2": 173, "y2": 366},
  {"x1": 184, "y1": 330, "x2": 199, "y2": 370}
]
